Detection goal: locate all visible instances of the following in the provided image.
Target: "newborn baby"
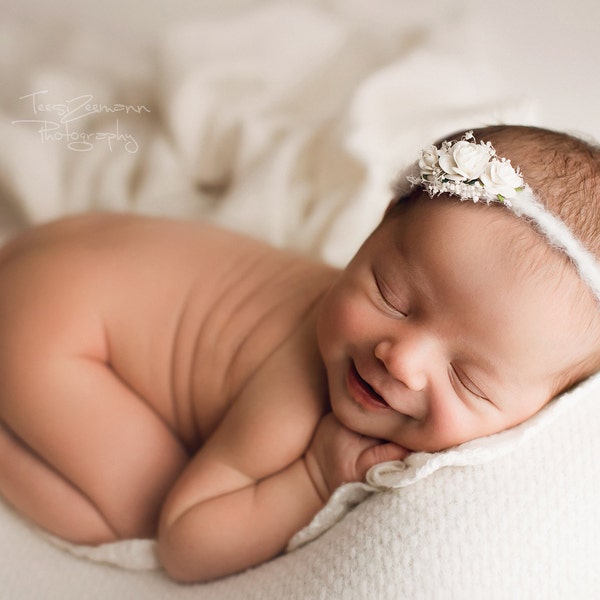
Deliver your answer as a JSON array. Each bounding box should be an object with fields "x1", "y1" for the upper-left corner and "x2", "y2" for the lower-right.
[{"x1": 1, "y1": 125, "x2": 599, "y2": 582}]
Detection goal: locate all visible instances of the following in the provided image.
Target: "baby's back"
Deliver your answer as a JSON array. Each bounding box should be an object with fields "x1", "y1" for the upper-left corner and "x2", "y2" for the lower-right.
[{"x1": 0, "y1": 213, "x2": 336, "y2": 449}]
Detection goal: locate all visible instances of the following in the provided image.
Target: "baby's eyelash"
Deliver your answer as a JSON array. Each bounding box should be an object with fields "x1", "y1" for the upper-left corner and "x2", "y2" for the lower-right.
[
  {"x1": 373, "y1": 274, "x2": 406, "y2": 316},
  {"x1": 450, "y1": 365, "x2": 488, "y2": 401}
]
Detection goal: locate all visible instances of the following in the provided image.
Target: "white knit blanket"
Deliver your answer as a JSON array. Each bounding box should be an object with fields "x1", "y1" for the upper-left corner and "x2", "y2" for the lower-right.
[{"x1": 1, "y1": 2, "x2": 598, "y2": 599}]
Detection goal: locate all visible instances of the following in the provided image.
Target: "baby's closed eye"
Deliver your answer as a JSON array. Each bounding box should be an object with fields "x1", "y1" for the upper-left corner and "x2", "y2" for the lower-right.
[
  {"x1": 372, "y1": 272, "x2": 408, "y2": 317},
  {"x1": 449, "y1": 364, "x2": 490, "y2": 402}
]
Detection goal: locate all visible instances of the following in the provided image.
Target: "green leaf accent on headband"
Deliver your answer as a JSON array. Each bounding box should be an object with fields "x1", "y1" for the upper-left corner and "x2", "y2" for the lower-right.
[{"x1": 497, "y1": 194, "x2": 506, "y2": 203}]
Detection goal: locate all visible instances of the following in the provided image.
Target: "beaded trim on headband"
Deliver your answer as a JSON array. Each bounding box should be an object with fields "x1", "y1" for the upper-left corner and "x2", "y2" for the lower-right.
[{"x1": 403, "y1": 132, "x2": 600, "y2": 303}]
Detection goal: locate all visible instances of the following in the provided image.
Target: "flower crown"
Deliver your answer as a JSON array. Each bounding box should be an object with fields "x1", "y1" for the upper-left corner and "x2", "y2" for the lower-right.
[
  {"x1": 408, "y1": 131, "x2": 524, "y2": 205},
  {"x1": 402, "y1": 131, "x2": 600, "y2": 304}
]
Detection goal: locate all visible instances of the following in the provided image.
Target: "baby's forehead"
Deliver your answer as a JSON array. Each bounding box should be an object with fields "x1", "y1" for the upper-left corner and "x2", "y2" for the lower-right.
[
  {"x1": 381, "y1": 195, "x2": 597, "y2": 322},
  {"x1": 385, "y1": 194, "x2": 541, "y2": 258}
]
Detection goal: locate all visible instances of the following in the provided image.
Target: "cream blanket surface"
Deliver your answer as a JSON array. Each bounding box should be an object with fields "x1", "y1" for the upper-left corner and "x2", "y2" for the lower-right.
[{"x1": 1, "y1": 2, "x2": 598, "y2": 599}]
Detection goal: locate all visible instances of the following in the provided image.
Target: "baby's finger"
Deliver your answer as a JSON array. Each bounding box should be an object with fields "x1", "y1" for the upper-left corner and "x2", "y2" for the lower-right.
[{"x1": 356, "y1": 442, "x2": 410, "y2": 477}]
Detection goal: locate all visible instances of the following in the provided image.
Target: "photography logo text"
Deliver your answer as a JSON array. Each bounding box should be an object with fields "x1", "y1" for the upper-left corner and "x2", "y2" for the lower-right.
[{"x1": 11, "y1": 90, "x2": 151, "y2": 153}]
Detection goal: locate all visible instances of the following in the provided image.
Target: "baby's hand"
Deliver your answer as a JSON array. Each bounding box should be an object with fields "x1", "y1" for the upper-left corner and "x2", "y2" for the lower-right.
[{"x1": 304, "y1": 413, "x2": 410, "y2": 502}]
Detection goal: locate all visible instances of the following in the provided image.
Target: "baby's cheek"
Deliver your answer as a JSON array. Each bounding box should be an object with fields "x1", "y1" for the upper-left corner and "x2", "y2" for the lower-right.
[
  {"x1": 425, "y1": 399, "x2": 478, "y2": 451},
  {"x1": 318, "y1": 289, "x2": 362, "y2": 357},
  {"x1": 334, "y1": 292, "x2": 368, "y2": 338}
]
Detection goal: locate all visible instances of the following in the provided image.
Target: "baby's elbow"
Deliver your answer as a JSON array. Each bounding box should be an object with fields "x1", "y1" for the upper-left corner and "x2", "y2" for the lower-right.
[
  {"x1": 162, "y1": 560, "x2": 203, "y2": 584},
  {"x1": 157, "y1": 533, "x2": 205, "y2": 583},
  {"x1": 157, "y1": 524, "x2": 226, "y2": 583},
  {"x1": 157, "y1": 502, "x2": 265, "y2": 582}
]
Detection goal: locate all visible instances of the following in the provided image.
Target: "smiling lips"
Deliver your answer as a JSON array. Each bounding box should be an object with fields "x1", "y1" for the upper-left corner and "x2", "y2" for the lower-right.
[{"x1": 347, "y1": 363, "x2": 390, "y2": 410}]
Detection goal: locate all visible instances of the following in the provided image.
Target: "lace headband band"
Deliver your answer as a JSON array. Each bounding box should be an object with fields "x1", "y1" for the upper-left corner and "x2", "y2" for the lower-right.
[{"x1": 397, "y1": 132, "x2": 600, "y2": 303}]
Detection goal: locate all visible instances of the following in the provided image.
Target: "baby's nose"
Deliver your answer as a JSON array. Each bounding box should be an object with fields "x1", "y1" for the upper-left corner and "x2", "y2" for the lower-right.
[{"x1": 374, "y1": 335, "x2": 431, "y2": 393}]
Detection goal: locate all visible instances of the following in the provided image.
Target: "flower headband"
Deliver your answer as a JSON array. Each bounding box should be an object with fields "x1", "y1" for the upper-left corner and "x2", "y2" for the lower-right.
[{"x1": 401, "y1": 132, "x2": 600, "y2": 303}]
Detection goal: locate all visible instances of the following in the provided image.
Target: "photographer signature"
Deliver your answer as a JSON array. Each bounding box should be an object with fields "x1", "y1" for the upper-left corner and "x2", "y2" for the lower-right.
[{"x1": 11, "y1": 90, "x2": 150, "y2": 153}]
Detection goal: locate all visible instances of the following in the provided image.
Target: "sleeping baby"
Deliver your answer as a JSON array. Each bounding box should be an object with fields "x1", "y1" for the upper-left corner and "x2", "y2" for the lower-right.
[{"x1": 1, "y1": 125, "x2": 599, "y2": 583}]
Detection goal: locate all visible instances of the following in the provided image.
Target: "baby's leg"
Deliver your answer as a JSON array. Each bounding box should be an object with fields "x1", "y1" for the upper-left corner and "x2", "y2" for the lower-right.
[
  {"x1": 0, "y1": 354, "x2": 189, "y2": 543},
  {"x1": 0, "y1": 420, "x2": 117, "y2": 543},
  {"x1": 0, "y1": 227, "x2": 190, "y2": 544}
]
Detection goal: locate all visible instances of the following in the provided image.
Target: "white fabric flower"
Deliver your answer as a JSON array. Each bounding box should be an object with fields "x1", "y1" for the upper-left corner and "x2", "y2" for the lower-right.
[
  {"x1": 418, "y1": 145, "x2": 439, "y2": 177},
  {"x1": 480, "y1": 159, "x2": 523, "y2": 199},
  {"x1": 438, "y1": 140, "x2": 491, "y2": 182}
]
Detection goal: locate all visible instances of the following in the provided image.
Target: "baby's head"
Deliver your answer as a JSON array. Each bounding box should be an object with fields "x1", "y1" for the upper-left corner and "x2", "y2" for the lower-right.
[{"x1": 318, "y1": 125, "x2": 600, "y2": 452}]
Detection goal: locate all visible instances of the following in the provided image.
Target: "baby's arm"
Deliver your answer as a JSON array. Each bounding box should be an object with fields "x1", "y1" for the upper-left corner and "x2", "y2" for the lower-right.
[
  {"x1": 158, "y1": 430, "x2": 323, "y2": 582},
  {"x1": 158, "y1": 407, "x2": 408, "y2": 582},
  {"x1": 157, "y1": 334, "x2": 408, "y2": 583},
  {"x1": 157, "y1": 331, "x2": 326, "y2": 583}
]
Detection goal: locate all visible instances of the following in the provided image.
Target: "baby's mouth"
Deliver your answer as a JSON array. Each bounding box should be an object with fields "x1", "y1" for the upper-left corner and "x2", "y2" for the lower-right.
[{"x1": 349, "y1": 363, "x2": 390, "y2": 409}]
